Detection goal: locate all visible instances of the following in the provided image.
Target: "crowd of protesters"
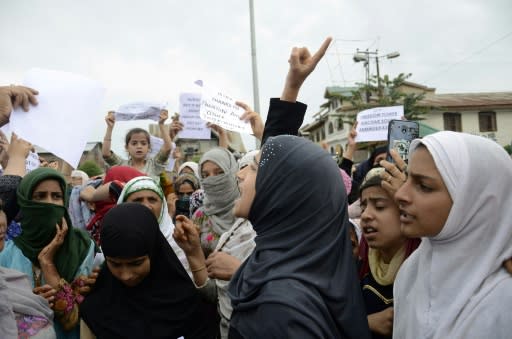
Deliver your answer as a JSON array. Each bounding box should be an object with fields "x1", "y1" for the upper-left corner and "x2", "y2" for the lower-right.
[{"x1": 0, "y1": 36, "x2": 511, "y2": 339}]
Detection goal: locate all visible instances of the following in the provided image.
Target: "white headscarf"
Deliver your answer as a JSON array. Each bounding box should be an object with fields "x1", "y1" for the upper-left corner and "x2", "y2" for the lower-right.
[
  {"x1": 178, "y1": 161, "x2": 199, "y2": 179},
  {"x1": 71, "y1": 170, "x2": 89, "y2": 185},
  {"x1": 238, "y1": 150, "x2": 260, "y2": 170},
  {"x1": 393, "y1": 131, "x2": 512, "y2": 338},
  {"x1": 116, "y1": 176, "x2": 191, "y2": 276}
]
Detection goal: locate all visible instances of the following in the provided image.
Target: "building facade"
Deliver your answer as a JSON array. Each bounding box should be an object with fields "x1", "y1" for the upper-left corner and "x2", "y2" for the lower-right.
[{"x1": 300, "y1": 82, "x2": 512, "y2": 162}]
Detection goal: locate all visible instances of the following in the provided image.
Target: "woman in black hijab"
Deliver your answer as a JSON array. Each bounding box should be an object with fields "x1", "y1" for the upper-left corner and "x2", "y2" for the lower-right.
[
  {"x1": 80, "y1": 203, "x2": 215, "y2": 338},
  {"x1": 228, "y1": 135, "x2": 370, "y2": 338}
]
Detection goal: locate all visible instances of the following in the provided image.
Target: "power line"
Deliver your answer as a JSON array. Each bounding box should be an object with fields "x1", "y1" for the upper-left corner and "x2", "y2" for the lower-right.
[{"x1": 426, "y1": 30, "x2": 512, "y2": 82}]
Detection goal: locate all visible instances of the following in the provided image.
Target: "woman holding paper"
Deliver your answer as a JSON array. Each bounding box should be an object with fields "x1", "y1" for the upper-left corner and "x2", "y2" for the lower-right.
[{"x1": 101, "y1": 109, "x2": 172, "y2": 183}]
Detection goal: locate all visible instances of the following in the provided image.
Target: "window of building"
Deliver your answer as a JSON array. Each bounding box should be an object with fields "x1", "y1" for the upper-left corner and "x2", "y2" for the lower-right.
[
  {"x1": 337, "y1": 118, "x2": 344, "y2": 131},
  {"x1": 328, "y1": 122, "x2": 334, "y2": 134},
  {"x1": 331, "y1": 98, "x2": 340, "y2": 110},
  {"x1": 478, "y1": 111, "x2": 497, "y2": 132},
  {"x1": 443, "y1": 112, "x2": 462, "y2": 131},
  {"x1": 321, "y1": 128, "x2": 326, "y2": 140}
]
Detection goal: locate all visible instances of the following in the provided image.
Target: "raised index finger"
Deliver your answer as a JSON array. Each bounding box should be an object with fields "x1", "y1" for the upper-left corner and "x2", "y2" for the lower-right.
[{"x1": 311, "y1": 37, "x2": 333, "y2": 64}]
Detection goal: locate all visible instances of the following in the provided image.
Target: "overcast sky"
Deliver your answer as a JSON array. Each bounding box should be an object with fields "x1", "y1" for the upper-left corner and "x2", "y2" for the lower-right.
[{"x1": 1, "y1": 0, "x2": 511, "y2": 152}]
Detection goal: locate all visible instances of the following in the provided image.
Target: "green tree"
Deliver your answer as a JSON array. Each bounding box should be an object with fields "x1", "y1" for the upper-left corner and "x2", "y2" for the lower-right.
[
  {"x1": 78, "y1": 160, "x2": 103, "y2": 177},
  {"x1": 504, "y1": 144, "x2": 512, "y2": 155},
  {"x1": 346, "y1": 73, "x2": 429, "y2": 121}
]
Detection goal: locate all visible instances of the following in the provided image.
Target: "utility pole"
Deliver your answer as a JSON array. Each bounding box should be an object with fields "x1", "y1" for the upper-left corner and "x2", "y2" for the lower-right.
[
  {"x1": 249, "y1": 0, "x2": 260, "y2": 115},
  {"x1": 353, "y1": 49, "x2": 400, "y2": 100},
  {"x1": 249, "y1": 0, "x2": 260, "y2": 148}
]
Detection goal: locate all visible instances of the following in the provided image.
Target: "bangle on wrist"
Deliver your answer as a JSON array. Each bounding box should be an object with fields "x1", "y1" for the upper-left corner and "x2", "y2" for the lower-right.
[{"x1": 191, "y1": 265, "x2": 206, "y2": 273}]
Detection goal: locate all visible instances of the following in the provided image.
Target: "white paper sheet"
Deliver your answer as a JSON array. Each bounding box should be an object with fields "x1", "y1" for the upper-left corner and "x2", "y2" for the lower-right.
[
  {"x1": 115, "y1": 102, "x2": 166, "y2": 122},
  {"x1": 199, "y1": 87, "x2": 252, "y2": 135},
  {"x1": 25, "y1": 151, "x2": 40, "y2": 173},
  {"x1": 9, "y1": 68, "x2": 105, "y2": 168},
  {"x1": 355, "y1": 106, "x2": 404, "y2": 142},
  {"x1": 148, "y1": 135, "x2": 175, "y2": 172},
  {"x1": 178, "y1": 93, "x2": 210, "y2": 139}
]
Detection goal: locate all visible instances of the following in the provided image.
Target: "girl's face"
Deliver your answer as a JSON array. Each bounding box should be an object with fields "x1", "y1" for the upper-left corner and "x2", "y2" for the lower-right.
[
  {"x1": 0, "y1": 211, "x2": 7, "y2": 251},
  {"x1": 234, "y1": 153, "x2": 260, "y2": 218},
  {"x1": 125, "y1": 132, "x2": 149, "y2": 160},
  {"x1": 31, "y1": 179, "x2": 64, "y2": 206},
  {"x1": 360, "y1": 186, "x2": 406, "y2": 254},
  {"x1": 105, "y1": 255, "x2": 150, "y2": 287},
  {"x1": 126, "y1": 190, "x2": 163, "y2": 220},
  {"x1": 201, "y1": 161, "x2": 224, "y2": 179},
  {"x1": 395, "y1": 147, "x2": 453, "y2": 238}
]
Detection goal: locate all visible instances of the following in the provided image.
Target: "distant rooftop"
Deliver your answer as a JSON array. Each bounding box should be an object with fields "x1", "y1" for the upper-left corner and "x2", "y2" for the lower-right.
[{"x1": 420, "y1": 92, "x2": 512, "y2": 108}]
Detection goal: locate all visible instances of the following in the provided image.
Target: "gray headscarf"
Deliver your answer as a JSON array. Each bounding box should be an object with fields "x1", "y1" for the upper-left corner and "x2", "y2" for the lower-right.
[
  {"x1": 199, "y1": 147, "x2": 239, "y2": 235},
  {"x1": 0, "y1": 267, "x2": 55, "y2": 338}
]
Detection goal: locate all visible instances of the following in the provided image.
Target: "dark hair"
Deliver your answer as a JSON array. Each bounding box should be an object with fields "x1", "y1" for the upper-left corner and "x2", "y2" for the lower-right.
[{"x1": 125, "y1": 128, "x2": 150, "y2": 147}]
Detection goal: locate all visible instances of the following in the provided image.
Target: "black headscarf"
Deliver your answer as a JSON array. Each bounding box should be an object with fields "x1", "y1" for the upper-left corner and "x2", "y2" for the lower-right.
[
  {"x1": 228, "y1": 135, "x2": 370, "y2": 338},
  {"x1": 80, "y1": 203, "x2": 214, "y2": 338}
]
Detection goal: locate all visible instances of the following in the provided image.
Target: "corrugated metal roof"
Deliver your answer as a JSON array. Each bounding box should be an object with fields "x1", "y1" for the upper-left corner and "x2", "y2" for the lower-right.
[{"x1": 420, "y1": 92, "x2": 512, "y2": 108}]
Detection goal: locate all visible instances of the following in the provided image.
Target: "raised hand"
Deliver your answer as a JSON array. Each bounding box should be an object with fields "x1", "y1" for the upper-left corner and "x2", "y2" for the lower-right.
[
  {"x1": 105, "y1": 111, "x2": 115, "y2": 128},
  {"x1": 158, "y1": 109, "x2": 169, "y2": 125},
  {"x1": 286, "y1": 37, "x2": 332, "y2": 90},
  {"x1": 0, "y1": 85, "x2": 39, "y2": 126},
  {"x1": 169, "y1": 118, "x2": 184, "y2": 141},
  {"x1": 38, "y1": 218, "x2": 68, "y2": 265},
  {"x1": 379, "y1": 149, "x2": 408, "y2": 198},
  {"x1": 173, "y1": 215, "x2": 201, "y2": 256},
  {"x1": 167, "y1": 193, "x2": 178, "y2": 218},
  {"x1": 207, "y1": 123, "x2": 229, "y2": 148},
  {"x1": 237, "y1": 101, "x2": 264, "y2": 141},
  {"x1": 205, "y1": 251, "x2": 241, "y2": 280},
  {"x1": 8, "y1": 133, "x2": 32, "y2": 159}
]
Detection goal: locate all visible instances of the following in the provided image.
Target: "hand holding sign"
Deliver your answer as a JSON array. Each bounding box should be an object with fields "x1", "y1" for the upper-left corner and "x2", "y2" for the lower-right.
[
  {"x1": 199, "y1": 87, "x2": 252, "y2": 135},
  {"x1": 115, "y1": 102, "x2": 166, "y2": 122}
]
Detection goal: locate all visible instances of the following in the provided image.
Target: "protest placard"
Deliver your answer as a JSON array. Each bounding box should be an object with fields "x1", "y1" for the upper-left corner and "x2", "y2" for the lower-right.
[
  {"x1": 115, "y1": 102, "x2": 166, "y2": 122},
  {"x1": 199, "y1": 88, "x2": 252, "y2": 135},
  {"x1": 9, "y1": 68, "x2": 105, "y2": 169},
  {"x1": 355, "y1": 106, "x2": 404, "y2": 142},
  {"x1": 178, "y1": 93, "x2": 210, "y2": 139}
]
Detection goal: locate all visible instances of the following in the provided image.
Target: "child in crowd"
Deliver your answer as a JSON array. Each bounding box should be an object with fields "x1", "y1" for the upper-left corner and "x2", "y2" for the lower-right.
[
  {"x1": 101, "y1": 110, "x2": 172, "y2": 183},
  {"x1": 358, "y1": 167, "x2": 420, "y2": 338}
]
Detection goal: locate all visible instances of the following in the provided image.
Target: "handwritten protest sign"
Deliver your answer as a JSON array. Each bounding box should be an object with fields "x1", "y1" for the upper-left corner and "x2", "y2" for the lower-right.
[
  {"x1": 355, "y1": 106, "x2": 404, "y2": 142},
  {"x1": 115, "y1": 102, "x2": 166, "y2": 122},
  {"x1": 178, "y1": 93, "x2": 210, "y2": 139},
  {"x1": 199, "y1": 88, "x2": 252, "y2": 135},
  {"x1": 25, "y1": 151, "x2": 40, "y2": 173}
]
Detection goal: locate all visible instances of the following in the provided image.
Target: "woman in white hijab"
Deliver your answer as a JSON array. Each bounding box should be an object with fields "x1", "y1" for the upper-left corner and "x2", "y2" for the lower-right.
[
  {"x1": 393, "y1": 131, "x2": 512, "y2": 338},
  {"x1": 178, "y1": 161, "x2": 200, "y2": 179},
  {"x1": 117, "y1": 176, "x2": 190, "y2": 275}
]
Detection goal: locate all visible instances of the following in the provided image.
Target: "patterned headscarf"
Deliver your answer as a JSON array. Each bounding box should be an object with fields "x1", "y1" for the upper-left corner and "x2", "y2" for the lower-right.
[{"x1": 117, "y1": 176, "x2": 175, "y2": 242}]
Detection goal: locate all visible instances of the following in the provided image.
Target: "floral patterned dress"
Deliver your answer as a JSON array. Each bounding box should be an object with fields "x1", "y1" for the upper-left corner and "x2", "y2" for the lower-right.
[{"x1": 192, "y1": 208, "x2": 221, "y2": 257}]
